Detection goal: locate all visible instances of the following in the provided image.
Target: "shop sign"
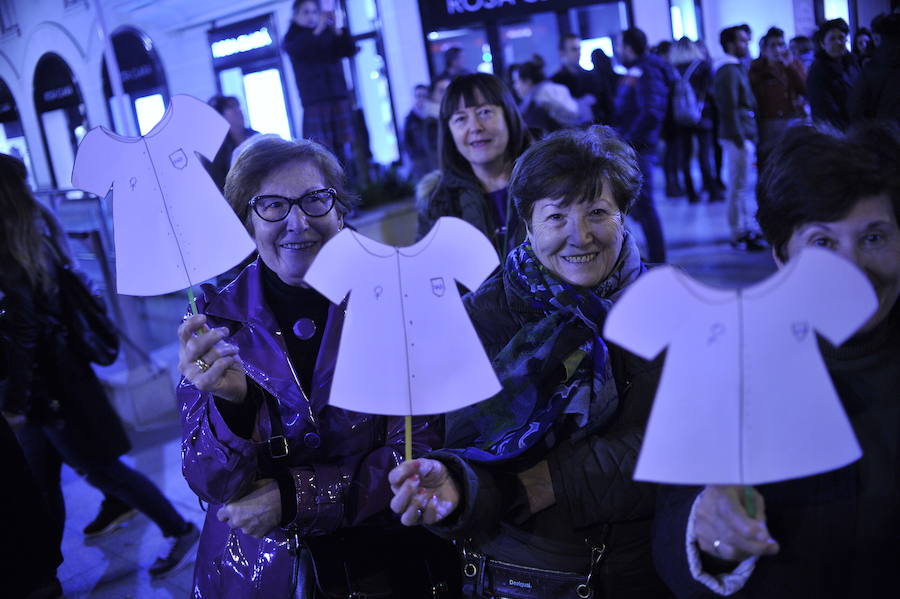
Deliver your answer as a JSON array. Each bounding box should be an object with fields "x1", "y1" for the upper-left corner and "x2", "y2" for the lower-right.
[
  {"x1": 208, "y1": 14, "x2": 279, "y2": 70},
  {"x1": 420, "y1": 0, "x2": 600, "y2": 30}
]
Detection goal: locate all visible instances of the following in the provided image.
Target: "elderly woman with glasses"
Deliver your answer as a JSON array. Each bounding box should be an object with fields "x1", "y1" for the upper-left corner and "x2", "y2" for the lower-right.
[{"x1": 176, "y1": 137, "x2": 450, "y2": 598}]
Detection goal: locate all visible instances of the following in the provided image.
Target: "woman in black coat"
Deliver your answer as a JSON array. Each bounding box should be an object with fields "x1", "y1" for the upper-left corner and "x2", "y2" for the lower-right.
[{"x1": 0, "y1": 154, "x2": 197, "y2": 579}]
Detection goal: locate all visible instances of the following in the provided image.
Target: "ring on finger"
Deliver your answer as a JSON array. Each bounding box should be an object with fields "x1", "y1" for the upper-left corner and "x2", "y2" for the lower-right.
[
  {"x1": 712, "y1": 539, "x2": 722, "y2": 552},
  {"x1": 196, "y1": 357, "x2": 211, "y2": 372},
  {"x1": 416, "y1": 507, "x2": 424, "y2": 521}
]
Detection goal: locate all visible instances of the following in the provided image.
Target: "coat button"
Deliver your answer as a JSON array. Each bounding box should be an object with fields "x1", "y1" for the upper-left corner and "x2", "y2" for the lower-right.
[{"x1": 304, "y1": 432, "x2": 321, "y2": 449}]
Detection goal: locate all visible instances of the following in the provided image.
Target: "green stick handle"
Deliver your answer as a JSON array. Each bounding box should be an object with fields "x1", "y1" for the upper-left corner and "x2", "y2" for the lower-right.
[
  {"x1": 404, "y1": 415, "x2": 412, "y2": 462},
  {"x1": 187, "y1": 286, "x2": 199, "y2": 316},
  {"x1": 744, "y1": 485, "x2": 756, "y2": 519}
]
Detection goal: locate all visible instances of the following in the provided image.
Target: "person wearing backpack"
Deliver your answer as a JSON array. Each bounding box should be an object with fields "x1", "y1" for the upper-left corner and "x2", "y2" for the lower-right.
[
  {"x1": 613, "y1": 27, "x2": 671, "y2": 263},
  {"x1": 670, "y1": 37, "x2": 716, "y2": 204},
  {"x1": 749, "y1": 27, "x2": 807, "y2": 175}
]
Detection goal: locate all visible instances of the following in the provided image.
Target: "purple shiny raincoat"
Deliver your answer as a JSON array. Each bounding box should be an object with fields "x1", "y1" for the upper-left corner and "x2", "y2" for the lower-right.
[{"x1": 178, "y1": 260, "x2": 441, "y2": 598}]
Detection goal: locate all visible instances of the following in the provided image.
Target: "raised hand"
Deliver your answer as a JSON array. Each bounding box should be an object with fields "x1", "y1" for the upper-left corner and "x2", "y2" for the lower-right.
[{"x1": 177, "y1": 314, "x2": 246, "y2": 403}]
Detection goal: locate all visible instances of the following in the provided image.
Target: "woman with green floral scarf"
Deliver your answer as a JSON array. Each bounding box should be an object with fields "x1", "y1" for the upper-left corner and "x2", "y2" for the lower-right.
[{"x1": 389, "y1": 126, "x2": 672, "y2": 599}]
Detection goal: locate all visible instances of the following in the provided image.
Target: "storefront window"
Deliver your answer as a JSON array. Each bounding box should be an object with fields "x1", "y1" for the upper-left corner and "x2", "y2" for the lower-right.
[
  {"x1": 426, "y1": 28, "x2": 491, "y2": 77},
  {"x1": 33, "y1": 52, "x2": 86, "y2": 188},
  {"x1": 347, "y1": 0, "x2": 400, "y2": 165},
  {"x1": 208, "y1": 14, "x2": 294, "y2": 140},
  {"x1": 567, "y1": 2, "x2": 629, "y2": 73},
  {"x1": 0, "y1": 78, "x2": 33, "y2": 184},
  {"x1": 498, "y1": 12, "x2": 559, "y2": 77},
  {"x1": 669, "y1": 0, "x2": 701, "y2": 41},
  {"x1": 102, "y1": 27, "x2": 169, "y2": 136}
]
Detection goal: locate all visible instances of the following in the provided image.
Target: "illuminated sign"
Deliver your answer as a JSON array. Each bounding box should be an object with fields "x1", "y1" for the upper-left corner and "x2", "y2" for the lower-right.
[
  {"x1": 211, "y1": 27, "x2": 273, "y2": 58},
  {"x1": 420, "y1": 0, "x2": 598, "y2": 31}
]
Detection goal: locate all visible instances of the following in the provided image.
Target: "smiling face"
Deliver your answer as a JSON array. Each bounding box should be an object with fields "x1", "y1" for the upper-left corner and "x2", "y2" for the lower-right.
[
  {"x1": 527, "y1": 184, "x2": 625, "y2": 288},
  {"x1": 251, "y1": 160, "x2": 342, "y2": 286},
  {"x1": 822, "y1": 27, "x2": 848, "y2": 59},
  {"x1": 447, "y1": 90, "x2": 510, "y2": 174},
  {"x1": 782, "y1": 193, "x2": 900, "y2": 333}
]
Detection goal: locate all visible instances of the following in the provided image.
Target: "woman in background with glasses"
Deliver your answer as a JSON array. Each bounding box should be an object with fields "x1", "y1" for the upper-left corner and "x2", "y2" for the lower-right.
[{"x1": 176, "y1": 137, "x2": 453, "y2": 598}]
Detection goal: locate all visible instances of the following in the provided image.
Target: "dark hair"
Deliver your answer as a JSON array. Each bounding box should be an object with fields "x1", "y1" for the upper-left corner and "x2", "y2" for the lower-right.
[
  {"x1": 757, "y1": 121, "x2": 900, "y2": 261},
  {"x1": 437, "y1": 73, "x2": 531, "y2": 182},
  {"x1": 818, "y1": 18, "x2": 850, "y2": 39},
  {"x1": 225, "y1": 137, "x2": 358, "y2": 236},
  {"x1": 720, "y1": 24, "x2": 751, "y2": 53},
  {"x1": 510, "y1": 55, "x2": 546, "y2": 84},
  {"x1": 873, "y1": 12, "x2": 900, "y2": 39},
  {"x1": 208, "y1": 95, "x2": 240, "y2": 115},
  {"x1": 430, "y1": 75, "x2": 452, "y2": 95},
  {"x1": 511, "y1": 125, "x2": 643, "y2": 224},
  {"x1": 444, "y1": 47, "x2": 463, "y2": 71},
  {"x1": 559, "y1": 33, "x2": 580, "y2": 50},
  {"x1": 591, "y1": 48, "x2": 612, "y2": 68},
  {"x1": 655, "y1": 40, "x2": 673, "y2": 56},
  {"x1": 0, "y1": 154, "x2": 53, "y2": 292},
  {"x1": 292, "y1": 0, "x2": 318, "y2": 10},
  {"x1": 790, "y1": 35, "x2": 814, "y2": 53},
  {"x1": 622, "y1": 28, "x2": 648, "y2": 56},
  {"x1": 761, "y1": 26, "x2": 785, "y2": 48}
]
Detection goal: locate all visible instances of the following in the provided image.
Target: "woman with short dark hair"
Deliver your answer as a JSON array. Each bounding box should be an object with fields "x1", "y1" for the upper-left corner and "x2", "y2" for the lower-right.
[
  {"x1": 654, "y1": 121, "x2": 900, "y2": 598},
  {"x1": 393, "y1": 126, "x2": 671, "y2": 599},
  {"x1": 416, "y1": 73, "x2": 532, "y2": 258}
]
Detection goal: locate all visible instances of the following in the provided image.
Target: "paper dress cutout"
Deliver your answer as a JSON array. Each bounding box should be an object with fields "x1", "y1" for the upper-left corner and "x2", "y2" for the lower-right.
[
  {"x1": 71, "y1": 94, "x2": 256, "y2": 296},
  {"x1": 604, "y1": 248, "x2": 877, "y2": 485},
  {"x1": 304, "y1": 216, "x2": 501, "y2": 416}
]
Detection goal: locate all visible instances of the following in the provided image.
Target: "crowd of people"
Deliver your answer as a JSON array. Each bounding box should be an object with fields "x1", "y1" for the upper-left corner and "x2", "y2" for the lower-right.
[
  {"x1": 405, "y1": 11, "x2": 900, "y2": 260},
  {"x1": 2, "y1": 2, "x2": 900, "y2": 598}
]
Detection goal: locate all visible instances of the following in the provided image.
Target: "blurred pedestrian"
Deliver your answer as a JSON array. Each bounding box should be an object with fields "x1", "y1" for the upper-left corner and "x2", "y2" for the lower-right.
[
  {"x1": 713, "y1": 24, "x2": 764, "y2": 250},
  {"x1": 613, "y1": 27, "x2": 671, "y2": 262},
  {"x1": 403, "y1": 84, "x2": 439, "y2": 182},
  {"x1": 0, "y1": 153, "x2": 199, "y2": 580},
  {"x1": 283, "y1": 0, "x2": 358, "y2": 166},
  {"x1": 749, "y1": 27, "x2": 807, "y2": 174},
  {"x1": 808, "y1": 18, "x2": 861, "y2": 130}
]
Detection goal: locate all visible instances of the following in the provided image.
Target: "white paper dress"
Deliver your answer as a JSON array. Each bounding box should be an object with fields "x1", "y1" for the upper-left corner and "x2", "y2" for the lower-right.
[
  {"x1": 604, "y1": 248, "x2": 877, "y2": 485},
  {"x1": 304, "y1": 216, "x2": 502, "y2": 416},
  {"x1": 71, "y1": 94, "x2": 256, "y2": 296}
]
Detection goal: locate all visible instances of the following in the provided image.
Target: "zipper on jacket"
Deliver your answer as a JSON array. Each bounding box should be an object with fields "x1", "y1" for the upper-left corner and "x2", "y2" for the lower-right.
[{"x1": 274, "y1": 329, "x2": 316, "y2": 426}]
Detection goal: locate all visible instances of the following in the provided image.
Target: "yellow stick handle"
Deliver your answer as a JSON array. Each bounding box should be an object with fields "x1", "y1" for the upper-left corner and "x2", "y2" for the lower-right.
[{"x1": 405, "y1": 415, "x2": 412, "y2": 462}]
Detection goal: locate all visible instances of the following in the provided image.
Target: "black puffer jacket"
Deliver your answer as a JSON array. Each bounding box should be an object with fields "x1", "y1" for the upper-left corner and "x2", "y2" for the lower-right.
[
  {"x1": 807, "y1": 50, "x2": 861, "y2": 130},
  {"x1": 428, "y1": 267, "x2": 670, "y2": 598},
  {"x1": 849, "y1": 38, "x2": 900, "y2": 123},
  {"x1": 283, "y1": 23, "x2": 356, "y2": 105},
  {"x1": 416, "y1": 169, "x2": 523, "y2": 260}
]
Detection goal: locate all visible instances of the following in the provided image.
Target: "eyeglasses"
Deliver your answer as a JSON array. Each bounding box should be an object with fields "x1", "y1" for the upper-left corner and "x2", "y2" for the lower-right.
[{"x1": 249, "y1": 188, "x2": 337, "y2": 221}]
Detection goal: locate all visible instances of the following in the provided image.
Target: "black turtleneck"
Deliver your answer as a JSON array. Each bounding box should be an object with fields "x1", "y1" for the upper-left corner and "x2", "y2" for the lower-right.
[{"x1": 259, "y1": 259, "x2": 331, "y2": 395}]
